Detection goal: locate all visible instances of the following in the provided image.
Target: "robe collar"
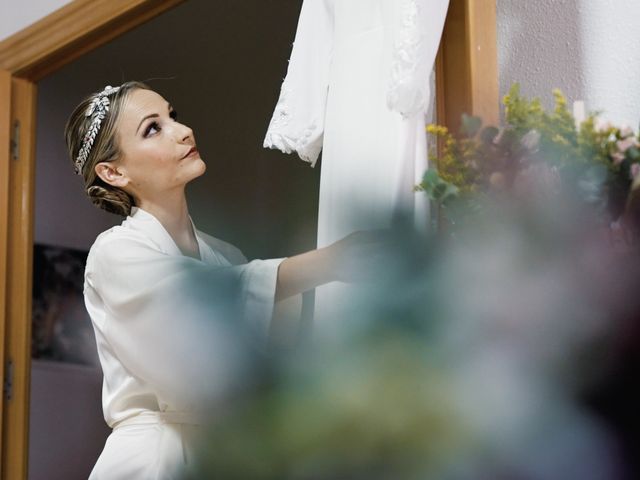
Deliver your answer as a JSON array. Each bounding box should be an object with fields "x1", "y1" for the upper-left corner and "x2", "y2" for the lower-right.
[{"x1": 125, "y1": 206, "x2": 215, "y2": 263}]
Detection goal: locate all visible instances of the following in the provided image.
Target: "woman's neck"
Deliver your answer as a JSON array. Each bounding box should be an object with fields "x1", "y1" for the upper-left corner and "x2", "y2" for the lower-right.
[{"x1": 137, "y1": 190, "x2": 200, "y2": 259}]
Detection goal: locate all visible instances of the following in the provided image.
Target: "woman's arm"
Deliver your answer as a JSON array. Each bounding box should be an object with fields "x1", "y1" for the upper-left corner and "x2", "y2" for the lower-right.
[{"x1": 274, "y1": 246, "x2": 334, "y2": 302}]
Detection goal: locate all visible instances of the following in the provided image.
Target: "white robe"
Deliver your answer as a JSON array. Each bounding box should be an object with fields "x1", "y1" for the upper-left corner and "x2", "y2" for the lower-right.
[
  {"x1": 85, "y1": 206, "x2": 285, "y2": 479},
  {"x1": 264, "y1": 0, "x2": 449, "y2": 332}
]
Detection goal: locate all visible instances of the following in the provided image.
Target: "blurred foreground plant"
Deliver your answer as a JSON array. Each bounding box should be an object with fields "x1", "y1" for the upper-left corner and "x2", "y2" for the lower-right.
[
  {"x1": 180, "y1": 84, "x2": 640, "y2": 480},
  {"x1": 185, "y1": 194, "x2": 640, "y2": 479}
]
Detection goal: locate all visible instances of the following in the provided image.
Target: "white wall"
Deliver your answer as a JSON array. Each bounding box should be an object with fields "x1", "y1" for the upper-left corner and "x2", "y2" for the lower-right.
[
  {"x1": 0, "y1": 0, "x2": 71, "y2": 41},
  {"x1": 497, "y1": 0, "x2": 640, "y2": 129},
  {"x1": 579, "y1": 0, "x2": 640, "y2": 128}
]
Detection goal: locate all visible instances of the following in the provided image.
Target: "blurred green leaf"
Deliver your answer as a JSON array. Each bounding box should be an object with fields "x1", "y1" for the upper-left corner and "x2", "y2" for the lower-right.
[
  {"x1": 627, "y1": 146, "x2": 640, "y2": 161},
  {"x1": 421, "y1": 169, "x2": 459, "y2": 206}
]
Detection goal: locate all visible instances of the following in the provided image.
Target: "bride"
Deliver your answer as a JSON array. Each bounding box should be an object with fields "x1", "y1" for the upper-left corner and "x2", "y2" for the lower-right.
[{"x1": 65, "y1": 81, "x2": 380, "y2": 479}]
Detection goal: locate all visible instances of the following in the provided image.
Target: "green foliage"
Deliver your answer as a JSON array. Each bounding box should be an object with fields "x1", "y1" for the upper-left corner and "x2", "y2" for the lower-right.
[
  {"x1": 503, "y1": 84, "x2": 579, "y2": 167},
  {"x1": 421, "y1": 82, "x2": 640, "y2": 223},
  {"x1": 418, "y1": 169, "x2": 459, "y2": 207}
]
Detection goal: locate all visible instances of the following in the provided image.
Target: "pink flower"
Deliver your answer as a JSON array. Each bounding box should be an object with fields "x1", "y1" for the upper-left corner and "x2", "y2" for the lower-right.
[
  {"x1": 616, "y1": 137, "x2": 639, "y2": 154},
  {"x1": 631, "y1": 163, "x2": 640, "y2": 180},
  {"x1": 612, "y1": 152, "x2": 625, "y2": 165},
  {"x1": 619, "y1": 125, "x2": 635, "y2": 138}
]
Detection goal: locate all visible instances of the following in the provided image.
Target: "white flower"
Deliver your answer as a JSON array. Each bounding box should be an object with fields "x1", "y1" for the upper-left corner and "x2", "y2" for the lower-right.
[
  {"x1": 594, "y1": 117, "x2": 613, "y2": 133},
  {"x1": 521, "y1": 129, "x2": 541, "y2": 151},
  {"x1": 619, "y1": 125, "x2": 635, "y2": 138}
]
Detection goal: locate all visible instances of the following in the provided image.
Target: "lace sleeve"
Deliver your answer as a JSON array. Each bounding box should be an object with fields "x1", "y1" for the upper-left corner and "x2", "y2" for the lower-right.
[
  {"x1": 263, "y1": 0, "x2": 335, "y2": 168},
  {"x1": 387, "y1": 0, "x2": 450, "y2": 118}
]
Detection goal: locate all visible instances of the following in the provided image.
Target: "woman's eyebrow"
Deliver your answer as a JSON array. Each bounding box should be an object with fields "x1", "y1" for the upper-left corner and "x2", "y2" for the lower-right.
[{"x1": 136, "y1": 102, "x2": 173, "y2": 134}]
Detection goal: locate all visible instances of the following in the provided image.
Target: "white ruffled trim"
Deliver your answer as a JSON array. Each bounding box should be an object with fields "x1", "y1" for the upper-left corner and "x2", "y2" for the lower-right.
[
  {"x1": 263, "y1": 82, "x2": 323, "y2": 167},
  {"x1": 263, "y1": 131, "x2": 322, "y2": 167}
]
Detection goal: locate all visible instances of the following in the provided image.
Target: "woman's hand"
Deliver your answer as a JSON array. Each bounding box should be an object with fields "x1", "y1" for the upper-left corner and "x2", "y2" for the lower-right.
[
  {"x1": 274, "y1": 229, "x2": 393, "y2": 301},
  {"x1": 323, "y1": 229, "x2": 393, "y2": 283}
]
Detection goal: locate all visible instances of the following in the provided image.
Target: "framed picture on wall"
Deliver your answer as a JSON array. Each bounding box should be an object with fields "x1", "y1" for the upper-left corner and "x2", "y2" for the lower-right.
[{"x1": 32, "y1": 243, "x2": 99, "y2": 367}]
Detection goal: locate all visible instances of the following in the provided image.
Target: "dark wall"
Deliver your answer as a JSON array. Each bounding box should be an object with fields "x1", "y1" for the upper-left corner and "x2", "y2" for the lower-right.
[{"x1": 36, "y1": 0, "x2": 319, "y2": 260}]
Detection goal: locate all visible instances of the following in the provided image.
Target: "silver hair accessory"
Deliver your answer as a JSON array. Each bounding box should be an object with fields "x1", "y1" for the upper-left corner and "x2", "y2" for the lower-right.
[{"x1": 74, "y1": 84, "x2": 121, "y2": 175}]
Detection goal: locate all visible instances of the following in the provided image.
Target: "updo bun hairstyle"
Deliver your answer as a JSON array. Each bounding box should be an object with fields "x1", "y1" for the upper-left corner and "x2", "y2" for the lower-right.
[{"x1": 64, "y1": 81, "x2": 152, "y2": 216}]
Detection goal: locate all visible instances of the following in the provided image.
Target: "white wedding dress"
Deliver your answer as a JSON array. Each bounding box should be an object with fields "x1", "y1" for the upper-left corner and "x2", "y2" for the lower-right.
[{"x1": 264, "y1": 0, "x2": 449, "y2": 333}]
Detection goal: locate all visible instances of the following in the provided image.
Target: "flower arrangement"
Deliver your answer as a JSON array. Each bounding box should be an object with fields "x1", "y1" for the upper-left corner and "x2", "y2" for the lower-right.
[{"x1": 419, "y1": 84, "x2": 640, "y2": 237}]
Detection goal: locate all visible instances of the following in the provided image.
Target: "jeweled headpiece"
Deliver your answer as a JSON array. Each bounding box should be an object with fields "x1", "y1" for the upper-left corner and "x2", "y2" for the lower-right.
[{"x1": 74, "y1": 84, "x2": 121, "y2": 175}]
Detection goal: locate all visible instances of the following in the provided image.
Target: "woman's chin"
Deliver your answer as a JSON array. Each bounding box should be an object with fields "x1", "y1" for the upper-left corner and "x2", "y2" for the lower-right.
[
  {"x1": 190, "y1": 158, "x2": 207, "y2": 178},
  {"x1": 179, "y1": 158, "x2": 207, "y2": 186},
  {"x1": 198, "y1": 159, "x2": 207, "y2": 175}
]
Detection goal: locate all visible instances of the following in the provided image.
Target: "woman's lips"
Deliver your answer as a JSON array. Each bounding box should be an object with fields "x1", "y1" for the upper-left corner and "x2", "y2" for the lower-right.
[{"x1": 183, "y1": 147, "x2": 199, "y2": 158}]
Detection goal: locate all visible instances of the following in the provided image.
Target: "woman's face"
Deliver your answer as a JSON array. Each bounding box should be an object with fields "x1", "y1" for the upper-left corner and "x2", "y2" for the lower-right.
[{"x1": 101, "y1": 88, "x2": 206, "y2": 201}]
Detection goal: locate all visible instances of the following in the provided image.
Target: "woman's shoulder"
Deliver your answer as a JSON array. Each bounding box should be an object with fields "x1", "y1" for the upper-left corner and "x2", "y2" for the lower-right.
[
  {"x1": 196, "y1": 230, "x2": 247, "y2": 265},
  {"x1": 86, "y1": 224, "x2": 157, "y2": 268},
  {"x1": 90, "y1": 224, "x2": 150, "y2": 250}
]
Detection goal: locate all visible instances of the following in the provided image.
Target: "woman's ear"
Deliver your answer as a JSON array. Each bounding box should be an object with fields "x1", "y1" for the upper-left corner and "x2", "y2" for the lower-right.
[{"x1": 95, "y1": 161, "x2": 129, "y2": 188}]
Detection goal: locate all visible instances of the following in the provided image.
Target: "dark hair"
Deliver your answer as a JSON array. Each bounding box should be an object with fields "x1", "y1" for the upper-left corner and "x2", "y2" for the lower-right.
[{"x1": 64, "y1": 81, "x2": 152, "y2": 216}]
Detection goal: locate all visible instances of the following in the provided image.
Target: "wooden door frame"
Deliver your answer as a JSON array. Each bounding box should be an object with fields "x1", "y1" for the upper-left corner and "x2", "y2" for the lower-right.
[
  {"x1": 0, "y1": 2, "x2": 187, "y2": 478},
  {"x1": 436, "y1": 0, "x2": 500, "y2": 135},
  {"x1": 0, "y1": 68, "x2": 10, "y2": 480},
  {"x1": 0, "y1": 0, "x2": 498, "y2": 478}
]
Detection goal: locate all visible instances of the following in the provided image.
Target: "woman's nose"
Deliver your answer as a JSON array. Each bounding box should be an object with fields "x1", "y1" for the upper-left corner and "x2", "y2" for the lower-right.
[{"x1": 175, "y1": 122, "x2": 194, "y2": 142}]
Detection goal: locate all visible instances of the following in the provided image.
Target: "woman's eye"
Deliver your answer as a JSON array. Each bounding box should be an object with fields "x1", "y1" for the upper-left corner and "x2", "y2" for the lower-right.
[
  {"x1": 144, "y1": 121, "x2": 160, "y2": 137},
  {"x1": 144, "y1": 111, "x2": 178, "y2": 137}
]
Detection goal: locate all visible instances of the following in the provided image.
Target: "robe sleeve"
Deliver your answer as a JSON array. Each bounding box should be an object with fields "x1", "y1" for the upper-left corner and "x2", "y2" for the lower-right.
[
  {"x1": 197, "y1": 230, "x2": 305, "y2": 339},
  {"x1": 387, "y1": 0, "x2": 450, "y2": 117},
  {"x1": 85, "y1": 233, "x2": 283, "y2": 406},
  {"x1": 263, "y1": 0, "x2": 334, "y2": 168}
]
